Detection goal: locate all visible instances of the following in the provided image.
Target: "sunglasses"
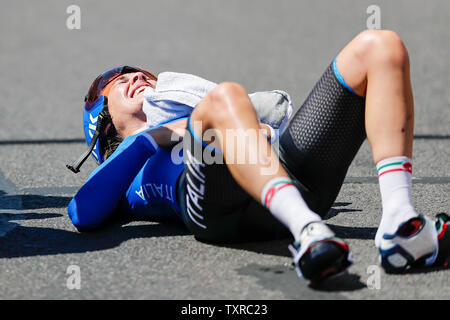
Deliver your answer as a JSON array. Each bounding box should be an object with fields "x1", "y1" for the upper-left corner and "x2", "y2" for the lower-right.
[{"x1": 84, "y1": 66, "x2": 157, "y2": 110}]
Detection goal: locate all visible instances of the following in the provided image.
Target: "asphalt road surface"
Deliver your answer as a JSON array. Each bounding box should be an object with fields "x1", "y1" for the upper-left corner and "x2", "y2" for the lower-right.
[{"x1": 0, "y1": 0, "x2": 449, "y2": 300}]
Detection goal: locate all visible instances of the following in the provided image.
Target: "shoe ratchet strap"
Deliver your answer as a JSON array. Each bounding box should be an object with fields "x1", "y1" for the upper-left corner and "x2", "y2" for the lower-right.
[{"x1": 434, "y1": 213, "x2": 450, "y2": 266}]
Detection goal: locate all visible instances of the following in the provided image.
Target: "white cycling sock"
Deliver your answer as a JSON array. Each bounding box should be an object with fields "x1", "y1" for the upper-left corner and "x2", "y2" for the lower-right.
[
  {"x1": 375, "y1": 156, "x2": 418, "y2": 247},
  {"x1": 261, "y1": 176, "x2": 322, "y2": 242}
]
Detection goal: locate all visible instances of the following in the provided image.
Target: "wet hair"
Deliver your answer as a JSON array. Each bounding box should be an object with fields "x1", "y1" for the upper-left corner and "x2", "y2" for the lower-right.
[{"x1": 99, "y1": 107, "x2": 123, "y2": 160}]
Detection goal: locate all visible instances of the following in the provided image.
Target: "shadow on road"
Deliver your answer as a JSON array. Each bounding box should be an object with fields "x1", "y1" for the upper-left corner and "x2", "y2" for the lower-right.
[
  {"x1": 211, "y1": 222, "x2": 377, "y2": 258},
  {"x1": 308, "y1": 272, "x2": 366, "y2": 292},
  {"x1": 0, "y1": 194, "x2": 72, "y2": 210},
  {"x1": 0, "y1": 214, "x2": 189, "y2": 259},
  {"x1": 324, "y1": 202, "x2": 363, "y2": 219},
  {"x1": 210, "y1": 202, "x2": 376, "y2": 257},
  {"x1": 0, "y1": 192, "x2": 190, "y2": 258},
  {"x1": 327, "y1": 224, "x2": 377, "y2": 240},
  {"x1": 237, "y1": 263, "x2": 366, "y2": 295}
]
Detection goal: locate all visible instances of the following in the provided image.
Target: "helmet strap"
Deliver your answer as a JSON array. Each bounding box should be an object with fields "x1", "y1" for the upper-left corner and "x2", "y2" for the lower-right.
[{"x1": 66, "y1": 98, "x2": 110, "y2": 173}]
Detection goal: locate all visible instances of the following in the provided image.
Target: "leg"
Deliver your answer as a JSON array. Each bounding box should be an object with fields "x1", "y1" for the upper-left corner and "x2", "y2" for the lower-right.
[
  {"x1": 187, "y1": 82, "x2": 321, "y2": 240},
  {"x1": 336, "y1": 29, "x2": 414, "y2": 163},
  {"x1": 190, "y1": 82, "x2": 288, "y2": 200},
  {"x1": 332, "y1": 30, "x2": 438, "y2": 271},
  {"x1": 182, "y1": 83, "x2": 352, "y2": 281},
  {"x1": 337, "y1": 30, "x2": 421, "y2": 247},
  {"x1": 278, "y1": 29, "x2": 438, "y2": 273}
]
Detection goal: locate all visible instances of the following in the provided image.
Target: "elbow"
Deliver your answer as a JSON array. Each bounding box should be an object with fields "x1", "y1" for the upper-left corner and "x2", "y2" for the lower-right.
[{"x1": 67, "y1": 198, "x2": 104, "y2": 232}]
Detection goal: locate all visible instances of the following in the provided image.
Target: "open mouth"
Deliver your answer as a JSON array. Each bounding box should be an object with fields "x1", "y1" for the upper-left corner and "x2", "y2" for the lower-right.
[{"x1": 130, "y1": 84, "x2": 150, "y2": 98}]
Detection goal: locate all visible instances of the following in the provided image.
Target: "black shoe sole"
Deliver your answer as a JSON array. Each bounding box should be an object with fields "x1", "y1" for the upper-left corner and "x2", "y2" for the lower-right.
[{"x1": 299, "y1": 241, "x2": 352, "y2": 283}]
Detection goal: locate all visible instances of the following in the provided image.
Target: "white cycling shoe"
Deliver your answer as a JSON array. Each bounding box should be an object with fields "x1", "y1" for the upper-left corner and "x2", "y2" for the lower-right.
[
  {"x1": 289, "y1": 222, "x2": 353, "y2": 283},
  {"x1": 379, "y1": 214, "x2": 438, "y2": 273}
]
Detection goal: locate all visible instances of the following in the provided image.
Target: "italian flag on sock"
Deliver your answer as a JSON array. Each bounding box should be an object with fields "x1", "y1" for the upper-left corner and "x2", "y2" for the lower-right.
[
  {"x1": 263, "y1": 180, "x2": 295, "y2": 208},
  {"x1": 377, "y1": 159, "x2": 412, "y2": 177}
]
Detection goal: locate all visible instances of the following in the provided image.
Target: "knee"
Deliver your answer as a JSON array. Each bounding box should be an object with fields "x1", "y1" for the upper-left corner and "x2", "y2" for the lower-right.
[
  {"x1": 209, "y1": 82, "x2": 248, "y2": 105},
  {"x1": 354, "y1": 29, "x2": 410, "y2": 69},
  {"x1": 199, "y1": 82, "x2": 251, "y2": 124}
]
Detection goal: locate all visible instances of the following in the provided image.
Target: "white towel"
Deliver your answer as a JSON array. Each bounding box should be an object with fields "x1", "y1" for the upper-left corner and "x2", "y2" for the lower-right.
[{"x1": 143, "y1": 71, "x2": 293, "y2": 131}]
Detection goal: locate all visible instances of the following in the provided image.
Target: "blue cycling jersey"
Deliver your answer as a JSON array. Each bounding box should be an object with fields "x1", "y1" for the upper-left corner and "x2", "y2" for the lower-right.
[
  {"x1": 68, "y1": 117, "x2": 187, "y2": 231},
  {"x1": 118, "y1": 144, "x2": 185, "y2": 221}
]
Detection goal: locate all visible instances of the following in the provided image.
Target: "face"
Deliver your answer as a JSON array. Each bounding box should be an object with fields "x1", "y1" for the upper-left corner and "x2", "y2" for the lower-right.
[{"x1": 106, "y1": 72, "x2": 157, "y2": 137}]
